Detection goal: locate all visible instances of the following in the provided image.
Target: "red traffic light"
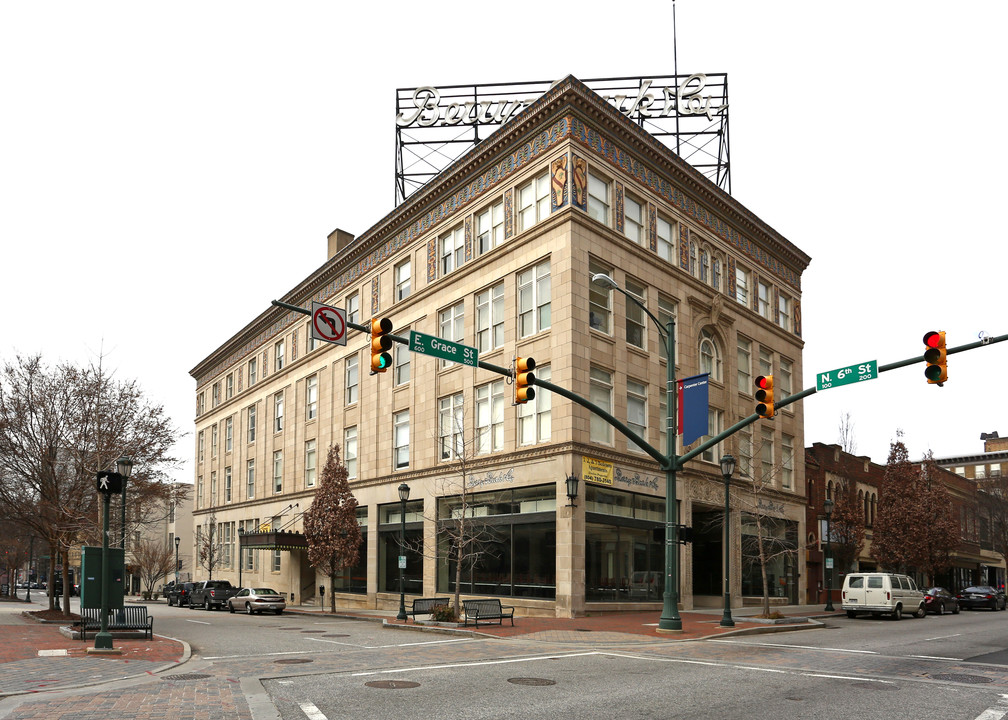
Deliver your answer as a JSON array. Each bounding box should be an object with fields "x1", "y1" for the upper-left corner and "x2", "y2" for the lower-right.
[{"x1": 924, "y1": 331, "x2": 942, "y2": 349}]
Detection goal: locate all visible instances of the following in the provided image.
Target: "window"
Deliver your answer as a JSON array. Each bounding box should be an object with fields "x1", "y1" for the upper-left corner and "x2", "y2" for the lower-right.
[
  {"x1": 275, "y1": 339, "x2": 285, "y2": 371},
  {"x1": 394, "y1": 410, "x2": 410, "y2": 469},
  {"x1": 688, "y1": 241, "x2": 697, "y2": 277},
  {"x1": 212, "y1": 382, "x2": 220, "y2": 408},
  {"x1": 782, "y1": 434, "x2": 794, "y2": 489},
  {"x1": 735, "y1": 265, "x2": 749, "y2": 306},
  {"x1": 395, "y1": 259, "x2": 411, "y2": 301},
  {"x1": 627, "y1": 379, "x2": 648, "y2": 453},
  {"x1": 273, "y1": 450, "x2": 283, "y2": 494},
  {"x1": 590, "y1": 367, "x2": 613, "y2": 445},
  {"x1": 658, "y1": 296, "x2": 677, "y2": 362},
  {"x1": 439, "y1": 393, "x2": 464, "y2": 461},
  {"x1": 248, "y1": 357, "x2": 257, "y2": 387},
  {"x1": 197, "y1": 391, "x2": 205, "y2": 416},
  {"x1": 274, "y1": 392, "x2": 284, "y2": 432},
  {"x1": 737, "y1": 336, "x2": 752, "y2": 391},
  {"x1": 246, "y1": 459, "x2": 255, "y2": 499},
  {"x1": 225, "y1": 417, "x2": 233, "y2": 452},
  {"x1": 624, "y1": 192, "x2": 644, "y2": 244},
  {"x1": 778, "y1": 294, "x2": 792, "y2": 331},
  {"x1": 344, "y1": 427, "x2": 357, "y2": 481},
  {"x1": 518, "y1": 364, "x2": 551, "y2": 445},
  {"x1": 476, "y1": 283, "x2": 504, "y2": 352},
  {"x1": 346, "y1": 291, "x2": 359, "y2": 325},
  {"x1": 758, "y1": 281, "x2": 772, "y2": 320},
  {"x1": 198, "y1": 430, "x2": 205, "y2": 463},
  {"x1": 760, "y1": 426, "x2": 774, "y2": 481},
  {"x1": 779, "y1": 358, "x2": 793, "y2": 399},
  {"x1": 197, "y1": 475, "x2": 204, "y2": 509},
  {"x1": 476, "y1": 380, "x2": 505, "y2": 453},
  {"x1": 438, "y1": 302, "x2": 464, "y2": 369},
  {"x1": 625, "y1": 278, "x2": 646, "y2": 349},
  {"x1": 224, "y1": 467, "x2": 232, "y2": 503},
  {"x1": 305, "y1": 439, "x2": 317, "y2": 487},
  {"x1": 345, "y1": 355, "x2": 359, "y2": 405},
  {"x1": 226, "y1": 374, "x2": 234, "y2": 400},
  {"x1": 656, "y1": 214, "x2": 675, "y2": 262},
  {"x1": 394, "y1": 328, "x2": 410, "y2": 385},
  {"x1": 476, "y1": 199, "x2": 504, "y2": 254},
  {"x1": 699, "y1": 249, "x2": 709, "y2": 285},
  {"x1": 210, "y1": 471, "x2": 217, "y2": 505},
  {"x1": 212, "y1": 424, "x2": 218, "y2": 457},
  {"x1": 699, "y1": 329, "x2": 722, "y2": 381},
  {"x1": 712, "y1": 256, "x2": 722, "y2": 292},
  {"x1": 701, "y1": 409, "x2": 724, "y2": 462},
  {"x1": 272, "y1": 549, "x2": 281, "y2": 573},
  {"x1": 518, "y1": 260, "x2": 551, "y2": 337},
  {"x1": 518, "y1": 171, "x2": 550, "y2": 231},
  {"x1": 738, "y1": 422, "x2": 753, "y2": 477},
  {"x1": 440, "y1": 223, "x2": 465, "y2": 275},
  {"x1": 306, "y1": 374, "x2": 318, "y2": 420},
  {"x1": 306, "y1": 320, "x2": 319, "y2": 353},
  {"x1": 587, "y1": 171, "x2": 610, "y2": 225},
  {"x1": 758, "y1": 347, "x2": 773, "y2": 380},
  {"x1": 588, "y1": 260, "x2": 612, "y2": 333},
  {"x1": 247, "y1": 405, "x2": 256, "y2": 443}
]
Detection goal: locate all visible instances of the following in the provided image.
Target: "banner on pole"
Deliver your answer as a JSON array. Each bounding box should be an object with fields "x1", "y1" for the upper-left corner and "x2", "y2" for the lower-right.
[{"x1": 677, "y1": 373, "x2": 709, "y2": 446}]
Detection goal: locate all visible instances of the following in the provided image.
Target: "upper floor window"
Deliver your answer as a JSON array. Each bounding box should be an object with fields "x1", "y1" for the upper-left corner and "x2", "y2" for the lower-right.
[
  {"x1": 395, "y1": 259, "x2": 411, "y2": 301},
  {"x1": 344, "y1": 427, "x2": 358, "y2": 482},
  {"x1": 712, "y1": 256, "x2": 722, "y2": 292},
  {"x1": 275, "y1": 339, "x2": 285, "y2": 372},
  {"x1": 305, "y1": 374, "x2": 318, "y2": 421},
  {"x1": 737, "y1": 336, "x2": 752, "y2": 391},
  {"x1": 476, "y1": 283, "x2": 505, "y2": 352},
  {"x1": 688, "y1": 241, "x2": 697, "y2": 278},
  {"x1": 394, "y1": 327, "x2": 411, "y2": 386},
  {"x1": 246, "y1": 459, "x2": 255, "y2": 499},
  {"x1": 781, "y1": 434, "x2": 794, "y2": 489},
  {"x1": 656, "y1": 214, "x2": 675, "y2": 263},
  {"x1": 274, "y1": 392, "x2": 284, "y2": 433},
  {"x1": 438, "y1": 301, "x2": 464, "y2": 369},
  {"x1": 305, "y1": 439, "x2": 317, "y2": 487},
  {"x1": 225, "y1": 417, "x2": 233, "y2": 452},
  {"x1": 440, "y1": 223, "x2": 465, "y2": 275},
  {"x1": 518, "y1": 365, "x2": 551, "y2": 445},
  {"x1": 198, "y1": 430, "x2": 205, "y2": 463},
  {"x1": 273, "y1": 450, "x2": 283, "y2": 494},
  {"x1": 624, "y1": 278, "x2": 646, "y2": 350},
  {"x1": 624, "y1": 192, "x2": 644, "y2": 244},
  {"x1": 247, "y1": 405, "x2": 256, "y2": 443},
  {"x1": 778, "y1": 294, "x2": 792, "y2": 331},
  {"x1": 212, "y1": 382, "x2": 220, "y2": 408},
  {"x1": 394, "y1": 410, "x2": 410, "y2": 469},
  {"x1": 735, "y1": 265, "x2": 750, "y2": 306},
  {"x1": 477, "y1": 199, "x2": 505, "y2": 254},
  {"x1": 346, "y1": 291, "x2": 359, "y2": 325},
  {"x1": 699, "y1": 248, "x2": 710, "y2": 285},
  {"x1": 702, "y1": 409, "x2": 724, "y2": 462},
  {"x1": 211, "y1": 424, "x2": 218, "y2": 457},
  {"x1": 306, "y1": 321, "x2": 319, "y2": 353},
  {"x1": 518, "y1": 171, "x2": 550, "y2": 231},
  {"x1": 699, "y1": 329, "x2": 722, "y2": 382},
  {"x1": 757, "y1": 281, "x2": 772, "y2": 320},
  {"x1": 226, "y1": 374, "x2": 234, "y2": 400},
  {"x1": 248, "y1": 357, "x2": 257, "y2": 387},
  {"x1": 345, "y1": 354, "x2": 359, "y2": 405},
  {"x1": 627, "y1": 379, "x2": 648, "y2": 453},
  {"x1": 658, "y1": 296, "x2": 677, "y2": 363},
  {"x1": 587, "y1": 171, "x2": 610, "y2": 225},
  {"x1": 588, "y1": 260, "x2": 612, "y2": 334},
  {"x1": 476, "y1": 380, "x2": 505, "y2": 454},
  {"x1": 589, "y1": 367, "x2": 614, "y2": 445},
  {"x1": 758, "y1": 347, "x2": 773, "y2": 379},
  {"x1": 779, "y1": 358, "x2": 793, "y2": 399},
  {"x1": 438, "y1": 392, "x2": 464, "y2": 461},
  {"x1": 518, "y1": 261, "x2": 551, "y2": 337}
]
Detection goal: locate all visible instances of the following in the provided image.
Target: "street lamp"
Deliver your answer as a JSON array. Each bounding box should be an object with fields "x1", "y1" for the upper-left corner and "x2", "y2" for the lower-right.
[
  {"x1": 396, "y1": 482, "x2": 410, "y2": 622},
  {"x1": 174, "y1": 535, "x2": 181, "y2": 587},
  {"x1": 94, "y1": 456, "x2": 132, "y2": 651},
  {"x1": 118, "y1": 455, "x2": 133, "y2": 595},
  {"x1": 824, "y1": 497, "x2": 835, "y2": 612},
  {"x1": 592, "y1": 273, "x2": 681, "y2": 631},
  {"x1": 719, "y1": 454, "x2": 736, "y2": 628},
  {"x1": 565, "y1": 473, "x2": 579, "y2": 507}
]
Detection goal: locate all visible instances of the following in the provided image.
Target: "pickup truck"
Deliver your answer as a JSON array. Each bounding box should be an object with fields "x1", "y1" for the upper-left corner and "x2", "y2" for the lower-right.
[{"x1": 189, "y1": 580, "x2": 240, "y2": 610}]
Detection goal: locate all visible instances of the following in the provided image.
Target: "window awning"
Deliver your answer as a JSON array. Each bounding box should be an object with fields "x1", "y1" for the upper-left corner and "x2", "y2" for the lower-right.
[{"x1": 239, "y1": 530, "x2": 308, "y2": 551}]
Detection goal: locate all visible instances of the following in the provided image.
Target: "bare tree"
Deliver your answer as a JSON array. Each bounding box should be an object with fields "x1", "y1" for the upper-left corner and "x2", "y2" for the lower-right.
[
  {"x1": 303, "y1": 444, "x2": 361, "y2": 614},
  {"x1": 132, "y1": 537, "x2": 175, "y2": 597},
  {"x1": 197, "y1": 508, "x2": 222, "y2": 581},
  {"x1": 838, "y1": 412, "x2": 857, "y2": 455}
]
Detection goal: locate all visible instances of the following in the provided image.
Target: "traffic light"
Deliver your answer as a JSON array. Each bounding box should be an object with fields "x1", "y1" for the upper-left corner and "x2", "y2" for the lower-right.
[
  {"x1": 923, "y1": 330, "x2": 947, "y2": 385},
  {"x1": 514, "y1": 357, "x2": 536, "y2": 404},
  {"x1": 755, "y1": 375, "x2": 775, "y2": 418},
  {"x1": 370, "y1": 318, "x2": 393, "y2": 373}
]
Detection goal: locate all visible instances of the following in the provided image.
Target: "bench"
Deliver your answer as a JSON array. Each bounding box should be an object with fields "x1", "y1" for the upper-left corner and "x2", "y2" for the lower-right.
[
  {"x1": 409, "y1": 597, "x2": 451, "y2": 622},
  {"x1": 76, "y1": 606, "x2": 154, "y2": 640},
  {"x1": 462, "y1": 598, "x2": 514, "y2": 627}
]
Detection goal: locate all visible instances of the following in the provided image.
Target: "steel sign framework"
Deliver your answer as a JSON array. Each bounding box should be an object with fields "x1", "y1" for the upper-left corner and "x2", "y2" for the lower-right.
[{"x1": 394, "y1": 74, "x2": 731, "y2": 206}]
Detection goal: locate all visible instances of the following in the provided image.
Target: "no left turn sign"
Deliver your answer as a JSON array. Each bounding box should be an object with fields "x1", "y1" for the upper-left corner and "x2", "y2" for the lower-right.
[{"x1": 311, "y1": 301, "x2": 347, "y2": 346}]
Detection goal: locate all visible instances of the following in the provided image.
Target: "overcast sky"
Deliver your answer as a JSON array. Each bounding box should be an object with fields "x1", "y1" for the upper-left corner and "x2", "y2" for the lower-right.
[{"x1": 3, "y1": 1, "x2": 1006, "y2": 485}]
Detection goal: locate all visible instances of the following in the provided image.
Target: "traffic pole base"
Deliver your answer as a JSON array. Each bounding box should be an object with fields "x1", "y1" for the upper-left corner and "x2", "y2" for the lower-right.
[{"x1": 87, "y1": 647, "x2": 122, "y2": 655}]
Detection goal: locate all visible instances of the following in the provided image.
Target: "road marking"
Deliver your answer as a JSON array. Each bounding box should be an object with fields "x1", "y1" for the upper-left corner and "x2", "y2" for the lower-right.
[
  {"x1": 708, "y1": 639, "x2": 877, "y2": 654},
  {"x1": 909, "y1": 654, "x2": 963, "y2": 661},
  {"x1": 802, "y1": 672, "x2": 894, "y2": 684},
  {"x1": 185, "y1": 619, "x2": 211, "y2": 625},
  {"x1": 300, "y1": 701, "x2": 328, "y2": 720},
  {"x1": 924, "y1": 633, "x2": 962, "y2": 641},
  {"x1": 305, "y1": 636, "x2": 473, "y2": 650},
  {"x1": 350, "y1": 651, "x2": 599, "y2": 676},
  {"x1": 974, "y1": 711, "x2": 1006, "y2": 720}
]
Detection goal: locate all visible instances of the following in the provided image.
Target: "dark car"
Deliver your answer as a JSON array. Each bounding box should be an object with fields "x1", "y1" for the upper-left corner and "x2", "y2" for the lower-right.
[
  {"x1": 957, "y1": 585, "x2": 1007, "y2": 611},
  {"x1": 166, "y1": 581, "x2": 195, "y2": 607},
  {"x1": 923, "y1": 587, "x2": 959, "y2": 615}
]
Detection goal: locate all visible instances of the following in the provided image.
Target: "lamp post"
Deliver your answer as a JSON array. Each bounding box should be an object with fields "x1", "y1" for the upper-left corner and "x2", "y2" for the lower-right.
[
  {"x1": 565, "y1": 473, "x2": 579, "y2": 507},
  {"x1": 719, "y1": 454, "x2": 736, "y2": 628},
  {"x1": 592, "y1": 273, "x2": 681, "y2": 631},
  {"x1": 824, "y1": 497, "x2": 835, "y2": 612},
  {"x1": 25, "y1": 536, "x2": 34, "y2": 603},
  {"x1": 94, "y1": 456, "x2": 132, "y2": 651},
  {"x1": 174, "y1": 535, "x2": 180, "y2": 587},
  {"x1": 396, "y1": 482, "x2": 410, "y2": 622}
]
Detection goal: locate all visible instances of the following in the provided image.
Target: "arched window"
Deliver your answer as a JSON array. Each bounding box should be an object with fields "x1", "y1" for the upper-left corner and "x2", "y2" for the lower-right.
[
  {"x1": 712, "y1": 256, "x2": 722, "y2": 292},
  {"x1": 870, "y1": 493, "x2": 877, "y2": 527},
  {"x1": 699, "y1": 329, "x2": 722, "y2": 381},
  {"x1": 699, "y1": 248, "x2": 709, "y2": 284},
  {"x1": 864, "y1": 492, "x2": 870, "y2": 526},
  {"x1": 826, "y1": 480, "x2": 833, "y2": 501}
]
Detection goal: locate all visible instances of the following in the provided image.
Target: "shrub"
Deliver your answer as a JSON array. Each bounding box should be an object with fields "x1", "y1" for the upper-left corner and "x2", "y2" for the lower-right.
[{"x1": 430, "y1": 603, "x2": 458, "y2": 622}]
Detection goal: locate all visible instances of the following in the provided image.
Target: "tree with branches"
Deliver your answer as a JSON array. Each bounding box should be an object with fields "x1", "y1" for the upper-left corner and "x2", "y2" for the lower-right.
[
  {"x1": 197, "y1": 508, "x2": 222, "y2": 581},
  {"x1": 132, "y1": 537, "x2": 176, "y2": 597},
  {"x1": 915, "y1": 454, "x2": 961, "y2": 585},
  {"x1": 303, "y1": 444, "x2": 361, "y2": 614}
]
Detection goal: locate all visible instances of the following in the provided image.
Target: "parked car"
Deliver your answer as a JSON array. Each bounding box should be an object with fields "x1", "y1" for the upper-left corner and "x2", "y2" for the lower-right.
[
  {"x1": 956, "y1": 586, "x2": 1007, "y2": 611},
  {"x1": 227, "y1": 587, "x2": 287, "y2": 615},
  {"x1": 923, "y1": 587, "x2": 959, "y2": 615},
  {"x1": 841, "y1": 572, "x2": 926, "y2": 620},
  {"x1": 189, "y1": 580, "x2": 240, "y2": 610},
  {"x1": 166, "y1": 581, "x2": 195, "y2": 607}
]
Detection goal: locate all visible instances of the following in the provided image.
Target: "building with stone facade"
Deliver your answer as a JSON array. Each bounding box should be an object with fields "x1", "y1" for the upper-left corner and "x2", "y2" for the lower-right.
[{"x1": 189, "y1": 76, "x2": 811, "y2": 617}]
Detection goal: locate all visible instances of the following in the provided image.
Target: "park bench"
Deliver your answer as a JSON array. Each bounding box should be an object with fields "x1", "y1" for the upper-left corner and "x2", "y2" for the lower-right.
[
  {"x1": 409, "y1": 597, "x2": 450, "y2": 622},
  {"x1": 76, "y1": 606, "x2": 154, "y2": 640},
  {"x1": 462, "y1": 598, "x2": 514, "y2": 627}
]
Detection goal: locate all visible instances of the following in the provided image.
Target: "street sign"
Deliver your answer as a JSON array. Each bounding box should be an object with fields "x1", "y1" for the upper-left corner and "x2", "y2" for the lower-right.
[
  {"x1": 398, "y1": 555, "x2": 407, "y2": 569},
  {"x1": 409, "y1": 330, "x2": 478, "y2": 367},
  {"x1": 311, "y1": 301, "x2": 347, "y2": 346},
  {"x1": 816, "y1": 360, "x2": 878, "y2": 391},
  {"x1": 826, "y1": 557, "x2": 834, "y2": 569}
]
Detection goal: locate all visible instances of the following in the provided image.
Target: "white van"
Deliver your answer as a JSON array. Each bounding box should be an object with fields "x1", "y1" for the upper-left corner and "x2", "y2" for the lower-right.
[{"x1": 841, "y1": 572, "x2": 925, "y2": 620}]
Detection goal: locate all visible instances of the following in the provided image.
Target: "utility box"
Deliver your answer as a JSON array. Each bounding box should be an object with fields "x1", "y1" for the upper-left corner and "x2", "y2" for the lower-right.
[{"x1": 80, "y1": 546, "x2": 124, "y2": 610}]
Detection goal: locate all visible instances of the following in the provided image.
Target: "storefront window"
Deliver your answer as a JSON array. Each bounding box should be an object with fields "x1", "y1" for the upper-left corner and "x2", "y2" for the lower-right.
[
  {"x1": 379, "y1": 500, "x2": 423, "y2": 594},
  {"x1": 331, "y1": 508, "x2": 368, "y2": 594},
  {"x1": 740, "y1": 514, "x2": 798, "y2": 602}
]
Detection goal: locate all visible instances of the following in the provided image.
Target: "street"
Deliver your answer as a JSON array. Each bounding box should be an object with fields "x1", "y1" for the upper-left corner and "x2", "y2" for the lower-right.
[{"x1": 4, "y1": 596, "x2": 1008, "y2": 720}]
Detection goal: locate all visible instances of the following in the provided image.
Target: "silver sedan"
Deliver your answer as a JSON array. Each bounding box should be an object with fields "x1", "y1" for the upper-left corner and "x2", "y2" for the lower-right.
[{"x1": 227, "y1": 587, "x2": 287, "y2": 615}]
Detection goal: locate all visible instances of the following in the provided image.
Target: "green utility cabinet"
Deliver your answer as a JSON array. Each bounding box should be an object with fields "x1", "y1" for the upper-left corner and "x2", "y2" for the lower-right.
[{"x1": 80, "y1": 546, "x2": 124, "y2": 610}]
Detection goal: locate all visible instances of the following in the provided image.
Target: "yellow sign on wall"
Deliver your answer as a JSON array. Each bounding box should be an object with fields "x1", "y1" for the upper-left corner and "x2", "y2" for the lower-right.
[{"x1": 582, "y1": 456, "x2": 613, "y2": 485}]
